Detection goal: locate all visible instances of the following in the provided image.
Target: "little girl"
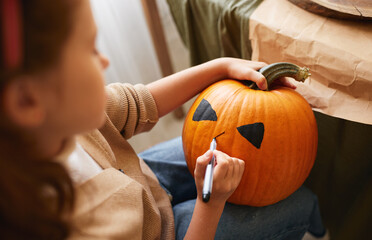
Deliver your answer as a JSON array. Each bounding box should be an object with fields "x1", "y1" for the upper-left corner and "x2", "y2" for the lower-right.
[{"x1": 0, "y1": 0, "x2": 327, "y2": 239}]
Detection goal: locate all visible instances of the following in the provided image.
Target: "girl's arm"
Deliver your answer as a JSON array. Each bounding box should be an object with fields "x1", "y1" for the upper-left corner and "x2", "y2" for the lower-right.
[
  {"x1": 184, "y1": 150, "x2": 245, "y2": 240},
  {"x1": 147, "y1": 58, "x2": 268, "y2": 117}
]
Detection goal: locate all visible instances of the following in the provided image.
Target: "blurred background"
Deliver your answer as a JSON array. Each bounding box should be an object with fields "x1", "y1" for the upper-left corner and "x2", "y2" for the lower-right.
[{"x1": 90, "y1": 0, "x2": 191, "y2": 153}]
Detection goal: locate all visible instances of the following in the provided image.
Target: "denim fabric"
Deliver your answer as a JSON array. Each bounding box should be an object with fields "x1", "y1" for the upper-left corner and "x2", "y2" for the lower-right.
[{"x1": 139, "y1": 137, "x2": 326, "y2": 240}]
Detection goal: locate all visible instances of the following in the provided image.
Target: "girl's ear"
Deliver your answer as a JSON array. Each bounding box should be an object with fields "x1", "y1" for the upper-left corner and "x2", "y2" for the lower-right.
[{"x1": 3, "y1": 76, "x2": 46, "y2": 128}]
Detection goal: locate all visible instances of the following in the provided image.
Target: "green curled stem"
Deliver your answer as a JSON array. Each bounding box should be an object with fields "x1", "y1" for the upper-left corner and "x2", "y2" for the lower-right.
[{"x1": 249, "y1": 62, "x2": 311, "y2": 90}]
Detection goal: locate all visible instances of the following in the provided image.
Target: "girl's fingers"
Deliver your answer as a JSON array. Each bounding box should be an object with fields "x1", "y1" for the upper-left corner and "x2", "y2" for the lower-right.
[
  {"x1": 250, "y1": 61, "x2": 267, "y2": 70},
  {"x1": 224, "y1": 157, "x2": 235, "y2": 180},
  {"x1": 246, "y1": 70, "x2": 267, "y2": 90},
  {"x1": 226, "y1": 59, "x2": 268, "y2": 90},
  {"x1": 200, "y1": 150, "x2": 246, "y2": 190},
  {"x1": 231, "y1": 158, "x2": 240, "y2": 180},
  {"x1": 227, "y1": 157, "x2": 244, "y2": 185},
  {"x1": 279, "y1": 77, "x2": 297, "y2": 89},
  {"x1": 194, "y1": 150, "x2": 213, "y2": 180},
  {"x1": 234, "y1": 158, "x2": 245, "y2": 185},
  {"x1": 246, "y1": 61, "x2": 268, "y2": 90},
  {"x1": 213, "y1": 150, "x2": 229, "y2": 180},
  {"x1": 239, "y1": 159, "x2": 245, "y2": 176},
  {"x1": 270, "y1": 77, "x2": 297, "y2": 89},
  {"x1": 213, "y1": 151, "x2": 244, "y2": 179}
]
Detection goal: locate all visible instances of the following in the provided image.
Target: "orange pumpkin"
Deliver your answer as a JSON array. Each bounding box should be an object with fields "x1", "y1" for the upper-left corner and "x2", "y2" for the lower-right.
[{"x1": 182, "y1": 63, "x2": 317, "y2": 206}]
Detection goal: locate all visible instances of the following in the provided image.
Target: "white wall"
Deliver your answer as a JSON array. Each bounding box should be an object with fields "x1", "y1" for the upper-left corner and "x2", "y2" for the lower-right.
[
  {"x1": 90, "y1": 0, "x2": 162, "y2": 85},
  {"x1": 89, "y1": 0, "x2": 190, "y2": 152}
]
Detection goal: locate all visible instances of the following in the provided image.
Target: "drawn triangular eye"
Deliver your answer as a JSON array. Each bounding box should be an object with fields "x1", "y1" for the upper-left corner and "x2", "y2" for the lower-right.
[
  {"x1": 192, "y1": 99, "x2": 217, "y2": 122},
  {"x1": 237, "y1": 122, "x2": 264, "y2": 149}
]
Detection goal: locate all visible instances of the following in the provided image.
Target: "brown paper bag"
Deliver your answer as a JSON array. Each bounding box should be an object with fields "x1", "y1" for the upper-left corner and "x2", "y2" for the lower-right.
[{"x1": 249, "y1": 0, "x2": 372, "y2": 124}]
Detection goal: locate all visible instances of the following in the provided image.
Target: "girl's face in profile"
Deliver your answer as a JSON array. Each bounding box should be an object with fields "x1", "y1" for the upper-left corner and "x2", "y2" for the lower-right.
[{"x1": 42, "y1": 0, "x2": 109, "y2": 140}]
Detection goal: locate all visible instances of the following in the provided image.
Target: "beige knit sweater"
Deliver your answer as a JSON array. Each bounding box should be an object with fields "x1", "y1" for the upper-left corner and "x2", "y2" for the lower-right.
[{"x1": 65, "y1": 83, "x2": 175, "y2": 240}]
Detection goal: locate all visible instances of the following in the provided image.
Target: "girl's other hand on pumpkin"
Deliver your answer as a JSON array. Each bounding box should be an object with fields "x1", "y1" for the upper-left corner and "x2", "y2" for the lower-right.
[
  {"x1": 272, "y1": 77, "x2": 297, "y2": 89},
  {"x1": 223, "y1": 58, "x2": 268, "y2": 90},
  {"x1": 194, "y1": 150, "x2": 245, "y2": 205},
  {"x1": 222, "y1": 58, "x2": 297, "y2": 90}
]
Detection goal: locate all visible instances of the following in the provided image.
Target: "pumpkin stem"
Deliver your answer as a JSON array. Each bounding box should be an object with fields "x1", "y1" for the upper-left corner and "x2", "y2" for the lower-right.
[{"x1": 249, "y1": 62, "x2": 310, "y2": 90}]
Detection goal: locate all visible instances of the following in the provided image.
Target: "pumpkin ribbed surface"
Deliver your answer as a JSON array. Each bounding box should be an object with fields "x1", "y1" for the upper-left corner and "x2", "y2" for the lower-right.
[{"x1": 182, "y1": 80, "x2": 318, "y2": 206}]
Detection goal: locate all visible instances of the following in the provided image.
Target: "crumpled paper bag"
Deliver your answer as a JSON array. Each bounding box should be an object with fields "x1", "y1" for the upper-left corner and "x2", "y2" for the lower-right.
[{"x1": 249, "y1": 0, "x2": 372, "y2": 125}]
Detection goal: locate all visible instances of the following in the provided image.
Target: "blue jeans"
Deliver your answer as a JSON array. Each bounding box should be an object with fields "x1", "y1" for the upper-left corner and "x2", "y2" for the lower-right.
[{"x1": 139, "y1": 137, "x2": 326, "y2": 240}]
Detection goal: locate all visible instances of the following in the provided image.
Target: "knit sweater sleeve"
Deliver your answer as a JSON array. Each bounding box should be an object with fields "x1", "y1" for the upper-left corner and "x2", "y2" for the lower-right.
[{"x1": 104, "y1": 83, "x2": 159, "y2": 139}]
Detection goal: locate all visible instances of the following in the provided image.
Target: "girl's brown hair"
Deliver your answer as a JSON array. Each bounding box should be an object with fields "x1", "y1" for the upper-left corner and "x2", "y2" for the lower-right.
[{"x1": 0, "y1": 0, "x2": 77, "y2": 239}]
